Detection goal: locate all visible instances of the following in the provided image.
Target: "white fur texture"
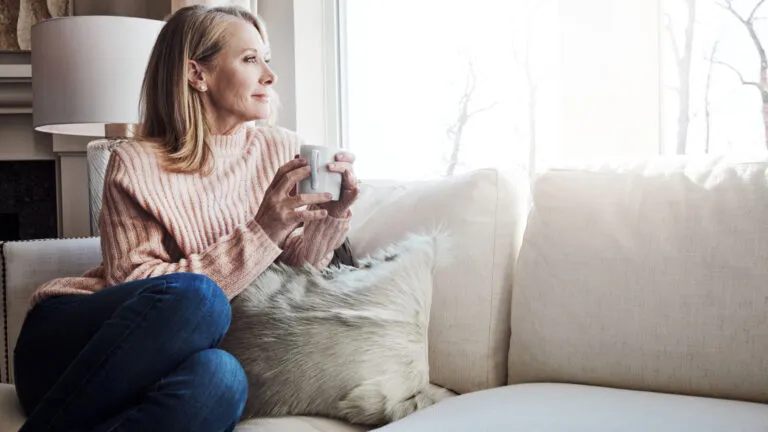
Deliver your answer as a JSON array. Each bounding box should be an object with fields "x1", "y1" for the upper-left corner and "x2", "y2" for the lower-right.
[{"x1": 219, "y1": 231, "x2": 455, "y2": 426}]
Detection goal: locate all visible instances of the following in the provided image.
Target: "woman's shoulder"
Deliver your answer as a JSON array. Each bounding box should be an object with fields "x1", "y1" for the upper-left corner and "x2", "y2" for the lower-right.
[
  {"x1": 111, "y1": 138, "x2": 163, "y2": 161},
  {"x1": 107, "y1": 138, "x2": 165, "y2": 178}
]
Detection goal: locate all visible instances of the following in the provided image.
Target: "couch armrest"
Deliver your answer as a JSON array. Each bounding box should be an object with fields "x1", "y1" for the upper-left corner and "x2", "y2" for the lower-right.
[{"x1": 1, "y1": 237, "x2": 101, "y2": 384}]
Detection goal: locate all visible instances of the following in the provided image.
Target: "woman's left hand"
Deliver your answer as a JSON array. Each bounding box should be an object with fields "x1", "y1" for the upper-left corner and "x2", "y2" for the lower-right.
[{"x1": 320, "y1": 151, "x2": 360, "y2": 218}]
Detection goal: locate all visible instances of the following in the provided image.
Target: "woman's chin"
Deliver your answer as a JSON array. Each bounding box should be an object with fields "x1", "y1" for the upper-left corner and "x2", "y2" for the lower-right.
[{"x1": 250, "y1": 108, "x2": 270, "y2": 121}]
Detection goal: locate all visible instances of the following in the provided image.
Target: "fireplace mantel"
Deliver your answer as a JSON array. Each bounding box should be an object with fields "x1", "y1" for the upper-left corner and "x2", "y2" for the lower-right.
[{"x1": 0, "y1": 65, "x2": 32, "y2": 115}]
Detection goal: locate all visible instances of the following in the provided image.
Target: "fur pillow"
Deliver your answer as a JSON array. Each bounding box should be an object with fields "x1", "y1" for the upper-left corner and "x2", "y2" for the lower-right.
[{"x1": 219, "y1": 232, "x2": 455, "y2": 426}]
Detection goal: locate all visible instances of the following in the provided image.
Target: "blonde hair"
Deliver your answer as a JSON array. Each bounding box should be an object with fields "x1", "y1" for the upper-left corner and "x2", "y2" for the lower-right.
[{"x1": 137, "y1": 5, "x2": 275, "y2": 174}]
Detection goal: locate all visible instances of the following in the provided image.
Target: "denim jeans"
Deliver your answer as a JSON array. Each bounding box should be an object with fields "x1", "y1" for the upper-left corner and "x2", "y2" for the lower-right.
[{"x1": 13, "y1": 272, "x2": 248, "y2": 432}]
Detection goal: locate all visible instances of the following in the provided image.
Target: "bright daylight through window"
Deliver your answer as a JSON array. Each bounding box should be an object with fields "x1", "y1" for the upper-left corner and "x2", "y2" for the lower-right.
[{"x1": 339, "y1": 0, "x2": 768, "y2": 181}]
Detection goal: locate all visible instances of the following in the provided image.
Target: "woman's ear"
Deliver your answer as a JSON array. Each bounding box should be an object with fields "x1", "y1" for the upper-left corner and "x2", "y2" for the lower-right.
[{"x1": 187, "y1": 60, "x2": 207, "y2": 92}]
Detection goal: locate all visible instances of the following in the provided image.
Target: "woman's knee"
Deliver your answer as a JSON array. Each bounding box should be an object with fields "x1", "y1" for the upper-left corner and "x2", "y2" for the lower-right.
[
  {"x1": 189, "y1": 349, "x2": 248, "y2": 419},
  {"x1": 149, "y1": 273, "x2": 231, "y2": 341}
]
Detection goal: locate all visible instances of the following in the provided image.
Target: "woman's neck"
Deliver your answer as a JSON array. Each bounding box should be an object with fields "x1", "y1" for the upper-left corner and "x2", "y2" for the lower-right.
[{"x1": 210, "y1": 120, "x2": 246, "y2": 136}]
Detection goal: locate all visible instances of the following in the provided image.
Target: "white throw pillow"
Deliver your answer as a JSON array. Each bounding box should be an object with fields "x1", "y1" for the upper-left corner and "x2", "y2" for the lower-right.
[{"x1": 220, "y1": 232, "x2": 455, "y2": 426}]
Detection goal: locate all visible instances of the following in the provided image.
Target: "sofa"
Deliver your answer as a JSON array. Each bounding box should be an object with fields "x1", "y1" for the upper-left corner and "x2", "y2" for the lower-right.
[{"x1": 2, "y1": 155, "x2": 768, "y2": 431}]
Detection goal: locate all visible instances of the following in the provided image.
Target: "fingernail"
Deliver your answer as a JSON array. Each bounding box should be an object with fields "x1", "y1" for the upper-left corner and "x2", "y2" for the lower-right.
[
  {"x1": 328, "y1": 163, "x2": 336, "y2": 169},
  {"x1": 325, "y1": 193, "x2": 333, "y2": 199}
]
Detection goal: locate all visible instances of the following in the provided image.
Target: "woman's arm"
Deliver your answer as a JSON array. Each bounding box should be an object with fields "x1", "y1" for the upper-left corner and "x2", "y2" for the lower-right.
[
  {"x1": 278, "y1": 210, "x2": 351, "y2": 268},
  {"x1": 100, "y1": 152, "x2": 283, "y2": 299}
]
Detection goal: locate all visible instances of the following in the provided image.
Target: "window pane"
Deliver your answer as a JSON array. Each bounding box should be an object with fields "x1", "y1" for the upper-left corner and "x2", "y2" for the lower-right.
[
  {"x1": 342, "y1": 0, "x2": 561, "y2": 180},
  {"x1": 661, "y1": 0, "x2": 768, "y2": 155},
  {"x1": 342, "y1": 1, "x2": 727, "y2": 181}
]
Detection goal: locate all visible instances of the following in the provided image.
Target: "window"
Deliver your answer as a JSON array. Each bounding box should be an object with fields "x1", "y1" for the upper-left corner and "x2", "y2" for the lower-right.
[
  {"x1": 340, "y1": 0, "x2": 561, "y2": 180},
  {"x1": 337, "y1": 0, "x2": 766, "y2": 181},
  {"x1": 661, "y1": 0, "x2": 768, "y2": 155}
]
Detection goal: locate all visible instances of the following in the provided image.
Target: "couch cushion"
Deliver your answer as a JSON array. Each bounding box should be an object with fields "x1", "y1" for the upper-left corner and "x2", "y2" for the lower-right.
[
  {"x1": 510, "y1": 156, "x2": 768, "y2": 402},
  {"x1": 236, "y1": 417, "x2": 366, "y2": 432},
  {"x1": 0, "y1": 382, "x2": 365, "y2": 432},
  {"x1": 0, "y1": 383, "x2": 25, "y2": 431},
  {"x1": 3, "y1": 237, "x2": 102, "y2": 384},
  {"x1": 374, "y1": 383, "x2": 768, "y2": 432},
  {"x1": 349, "y1": 169, "x2": 527, "y2": 394}
]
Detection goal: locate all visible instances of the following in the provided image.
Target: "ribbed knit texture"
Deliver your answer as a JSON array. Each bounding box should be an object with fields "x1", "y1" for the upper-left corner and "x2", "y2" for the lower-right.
[{"x1": 30, "y1": 125, "x2": 350, "y2": 307}]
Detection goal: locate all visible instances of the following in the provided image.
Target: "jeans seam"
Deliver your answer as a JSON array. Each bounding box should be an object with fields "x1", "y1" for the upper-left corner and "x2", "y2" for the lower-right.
[
  {"x1": 42, "y1": 280, "x2": 169, "y2": 430},
  {"x1": 103, "y1": 404, "x2": 142, "y2": 432}
]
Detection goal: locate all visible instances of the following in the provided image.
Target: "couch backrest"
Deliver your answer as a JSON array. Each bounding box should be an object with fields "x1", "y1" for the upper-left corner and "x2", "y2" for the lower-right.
[
  {"x1": 509, "y1": 155, "x2": 768, "y2": 403},
  {"x1": 0, "y1": 237, "x2": 102, "y2": 384},
  {"x1": 349, "y1": 168, "x2": 528, "y2": 394},
  {"x1": 1, "y1": 169, "x2": 530, "y2": 393}
]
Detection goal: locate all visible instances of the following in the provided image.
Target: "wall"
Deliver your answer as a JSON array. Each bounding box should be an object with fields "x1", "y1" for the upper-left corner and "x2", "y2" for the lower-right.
[
  {"x1": 258, "y1": 0, "x2": 297, "y2": 131},
  {"x1": 259, "y1": 0, "x2": 340, "y2": 148},
  {"x1": 74, "y1": 0, "x2": 168, "y2": 20}
]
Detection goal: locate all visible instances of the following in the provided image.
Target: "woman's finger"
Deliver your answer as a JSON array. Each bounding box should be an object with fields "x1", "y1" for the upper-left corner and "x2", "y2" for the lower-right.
[
  {"x1": 327, "y1": 161, "x2": 353, "y2": 174},
  {"x1": 275, "y1": 157, "x2": 307, "y2": 180},
  {"x1": 342, "y1": 168, "x2": 358, "y2": 191},
  {"x1": 335, "y1": 151, "x2": 356, "y2": 163},
  {"x1": 294, "y1": 208, "x2": 329, "y2": 223},
  {"x1": 291, "y1": 193, "x2": 333, "y2": 208},
  {"x1": 277, "y1": 165, "x2": 311, "y2": 194},
  {"x1": 341, "y1": 184, "x2": 360, "y2": 204}
]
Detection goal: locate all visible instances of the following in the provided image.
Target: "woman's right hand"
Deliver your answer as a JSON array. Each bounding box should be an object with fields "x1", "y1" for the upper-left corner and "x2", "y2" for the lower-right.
[{"x1": 255, "y1": 157, "x2": 333, "y2": 247}]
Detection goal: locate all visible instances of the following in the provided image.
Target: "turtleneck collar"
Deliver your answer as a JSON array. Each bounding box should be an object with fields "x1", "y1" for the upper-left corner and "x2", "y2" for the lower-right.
[{"x1": 208, "y1": 124, "x2": 248, "y2": 158}]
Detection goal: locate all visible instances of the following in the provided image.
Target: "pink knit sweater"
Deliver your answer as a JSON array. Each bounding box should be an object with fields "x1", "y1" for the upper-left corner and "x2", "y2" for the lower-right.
[{"x1": 29, "y1": 125, "x2": 350, "y2": 307}]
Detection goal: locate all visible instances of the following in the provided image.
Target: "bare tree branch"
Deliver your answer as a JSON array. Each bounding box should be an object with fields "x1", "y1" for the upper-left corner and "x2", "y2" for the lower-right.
[
  {"x1": 664, "y1": 13, "x2": 682, "y2": 62},
  {"x1": 748, "y1": 0, "x2": 768, "y2": 22},
  {"x1": 717, "y1": 0, "x2": 747, "y2": 24},
  {"x1": 468, "y1": 101, "x2": 499, "y2": 117},
  {"x1": 444, "y1": 58, "x2": 497, "y2": 176},
  {"x1": 712, "y1": 59, "x2": 762, "y2": 89},
  {"x1": 717, "y1": 0, "x2": 768, "y2": 148},
  {"x1": 705, "y1": 41, "x2": 720, "y2": 154},
  {"x1": 717, "y1": 0, "x2": 768, "y2": 65}
]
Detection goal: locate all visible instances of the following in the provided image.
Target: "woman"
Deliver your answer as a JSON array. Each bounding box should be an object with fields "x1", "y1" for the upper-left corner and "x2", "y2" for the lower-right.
[{"x1": 13, "y1": 5, "x2": 359, "y2": 431}]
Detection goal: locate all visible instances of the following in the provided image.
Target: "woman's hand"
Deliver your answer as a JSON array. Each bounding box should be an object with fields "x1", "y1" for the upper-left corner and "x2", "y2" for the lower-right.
[
  {"x1": 319, "y1": 151, "x2": 360, "y2": 218},
  {"x1": 255, "y1": 158, "x2": 333, "y2": 247}
]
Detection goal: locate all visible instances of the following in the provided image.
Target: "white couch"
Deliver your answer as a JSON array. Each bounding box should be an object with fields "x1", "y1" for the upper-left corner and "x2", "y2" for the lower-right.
[{"x1": 2, "y1": 156, "x2": 768, "y2": 431}]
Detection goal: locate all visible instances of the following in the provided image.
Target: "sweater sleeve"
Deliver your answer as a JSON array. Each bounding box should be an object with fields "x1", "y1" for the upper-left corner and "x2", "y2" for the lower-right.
[
  {"x1": 279, "y1": 211, "x2": 351, "y2": 268},
  {"x1": 100, "y1": 151, "x2": 282, "y2": 299}
]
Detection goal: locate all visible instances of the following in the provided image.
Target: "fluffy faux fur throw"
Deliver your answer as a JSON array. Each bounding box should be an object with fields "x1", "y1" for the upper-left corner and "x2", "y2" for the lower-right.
[{"x1": 219, "y1": 232, "x2": 456, "y2": 426}]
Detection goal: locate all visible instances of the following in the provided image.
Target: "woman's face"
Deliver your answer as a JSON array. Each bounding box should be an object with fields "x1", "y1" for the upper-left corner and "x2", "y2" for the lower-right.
[{"x1": 195, "y1": 19, "x2": 276, "y2": 132}]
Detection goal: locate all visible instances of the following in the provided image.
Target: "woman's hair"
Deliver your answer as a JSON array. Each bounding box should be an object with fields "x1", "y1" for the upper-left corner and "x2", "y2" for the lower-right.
[{"x1": 137, "y1": 5, "x2": 275, "y2": 174}]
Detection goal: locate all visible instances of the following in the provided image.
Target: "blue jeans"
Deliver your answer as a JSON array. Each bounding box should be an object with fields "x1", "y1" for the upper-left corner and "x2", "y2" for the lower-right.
[{"x1": 13, "y1": 272, "x2": 248, "y2": 432}]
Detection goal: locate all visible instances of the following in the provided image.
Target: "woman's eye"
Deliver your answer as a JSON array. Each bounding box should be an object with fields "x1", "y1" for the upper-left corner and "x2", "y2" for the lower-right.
[{"x1": 245, "y1": 56, "x2": 258, "y2": 63}]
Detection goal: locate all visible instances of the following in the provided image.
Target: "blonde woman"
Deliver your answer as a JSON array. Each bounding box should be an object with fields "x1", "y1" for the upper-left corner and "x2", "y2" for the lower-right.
[{"x1": 13, "y1": 5, "x2": 359, "y2": 431}]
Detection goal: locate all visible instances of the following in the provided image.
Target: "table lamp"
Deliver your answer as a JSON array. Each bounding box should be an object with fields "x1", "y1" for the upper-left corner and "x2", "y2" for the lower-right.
[{"x1": 31, "y1": 16, "x2": 165, "y2": 235}]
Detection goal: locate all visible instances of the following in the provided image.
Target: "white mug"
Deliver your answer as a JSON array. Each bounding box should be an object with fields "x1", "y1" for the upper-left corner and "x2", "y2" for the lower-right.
[{"x1": 298, "y1": 144, "x2": 342, "y2": 201}]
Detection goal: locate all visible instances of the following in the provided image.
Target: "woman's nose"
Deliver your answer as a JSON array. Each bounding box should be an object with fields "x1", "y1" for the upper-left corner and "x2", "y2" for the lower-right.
[{"x1": 261, "y1": 65, "x2": 277, "y2": 86}]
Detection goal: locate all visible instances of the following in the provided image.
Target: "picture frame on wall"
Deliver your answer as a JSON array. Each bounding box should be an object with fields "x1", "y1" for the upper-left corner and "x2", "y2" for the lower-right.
[{"x1": 0, "y1": 0, "x2": 74, "y2": 52}]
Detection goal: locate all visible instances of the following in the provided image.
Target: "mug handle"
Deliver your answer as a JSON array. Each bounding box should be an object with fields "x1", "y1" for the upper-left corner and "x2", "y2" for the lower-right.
[{"x1": 310, "y1": 149, "x2": 320, "y2": 190}]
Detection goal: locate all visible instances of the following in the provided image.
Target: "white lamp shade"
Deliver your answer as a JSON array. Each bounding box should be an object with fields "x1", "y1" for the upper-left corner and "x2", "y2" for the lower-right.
[{"x1": 31, "y1": 16, "x2": 165, "y2": 136}]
